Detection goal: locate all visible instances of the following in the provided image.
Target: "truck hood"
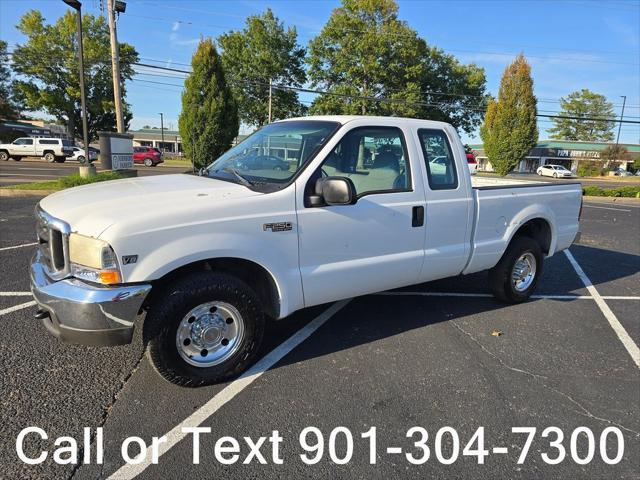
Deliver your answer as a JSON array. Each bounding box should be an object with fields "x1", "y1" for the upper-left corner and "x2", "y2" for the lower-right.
[{"x1": 39, "y1": 174, "x2": 260, "y2": 238}]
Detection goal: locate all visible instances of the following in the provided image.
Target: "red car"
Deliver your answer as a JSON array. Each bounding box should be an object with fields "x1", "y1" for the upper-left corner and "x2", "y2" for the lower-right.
[
  {"x1": 133, "y1": 146, "x2": 163, "y2": 167},
  {"x1": 466, "y1": 152, "x2": 477, "y2": 175}
]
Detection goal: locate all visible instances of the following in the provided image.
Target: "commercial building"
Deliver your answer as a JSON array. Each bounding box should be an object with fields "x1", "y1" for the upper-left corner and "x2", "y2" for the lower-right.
[
  {"x1": 470, "y1": 140, "x2": 640, "y2": 173},
  {"x1": 0, "y1": 120, "x2": 69, "y2": 139},
  {"x1": 130, "y1": 128, "x2": 250, "y2": 154}
]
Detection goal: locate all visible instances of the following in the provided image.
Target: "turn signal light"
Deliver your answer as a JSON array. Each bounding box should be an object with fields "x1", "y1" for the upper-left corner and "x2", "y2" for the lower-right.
[{"x1": 99, "y1": 271, "x2": 121, "y2": 285}]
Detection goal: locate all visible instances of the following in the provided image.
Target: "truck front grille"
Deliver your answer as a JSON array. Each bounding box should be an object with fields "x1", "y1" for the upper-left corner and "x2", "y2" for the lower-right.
[{"x1": 36, "y1": 206, "x2": 71, "y2": 279}]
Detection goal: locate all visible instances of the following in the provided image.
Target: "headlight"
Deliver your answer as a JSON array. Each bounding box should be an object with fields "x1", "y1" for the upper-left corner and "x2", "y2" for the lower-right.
[{"x1": 69, "y1": 233, "x2": 121, "y2": 285}]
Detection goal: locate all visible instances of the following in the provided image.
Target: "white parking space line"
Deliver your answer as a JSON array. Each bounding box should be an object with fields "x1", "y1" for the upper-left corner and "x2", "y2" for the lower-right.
[
  {"x1": 0, "y1": 292, "x2": 32, "y2": 296},
  {"x1": 0, "y1": 301, "x2": 36, "y2": 316},
  {"x1": 0, "y1": 242, "x2": 37, "y2": 251},
  {"x1": 108, "y1": 299, "x2": 351, "y2": 480},
  {"x1": 564, "y1": 249, "x2": 640, "y2": 369},
  {"x1": 583, "y1": 205, "x2": 632, "y2": 212}
]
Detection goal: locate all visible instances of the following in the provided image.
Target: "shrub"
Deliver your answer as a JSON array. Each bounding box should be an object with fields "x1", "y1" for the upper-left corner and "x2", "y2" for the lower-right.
[{"x1": 582, "y1": 185, "x2": 640, "y2": 197}]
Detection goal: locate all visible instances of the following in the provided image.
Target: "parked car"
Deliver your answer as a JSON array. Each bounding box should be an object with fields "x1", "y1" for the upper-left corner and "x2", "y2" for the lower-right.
[
  {"x1": 235, "y1": 154, "x2": 289, "y2": 171},
  {"x1": 31, "y1": 116, "x2": 581, "y2": 386},
  {"x1": 0, "y1": 137, "x2": 74, "y2": 162},
  {"x1": 133, "y1": 146, "x2": 163, "y2": 167},
  {"x1": 536, "y1": 164, "x2": 573, "y2": 178},
  {"x1": 466, "y1": 153, "x2": 478, "y2": 175},
  {"x1": 69, "y1": 146, "x2": 98, "y2": 164},
  {"x1": 613, "y1": 168, "x2": 633, "y2": 177}
]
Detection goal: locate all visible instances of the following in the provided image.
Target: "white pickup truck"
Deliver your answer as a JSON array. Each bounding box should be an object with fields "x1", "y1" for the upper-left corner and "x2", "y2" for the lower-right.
[
  {"x1": 0, "y1": 137, "x2": 75, "y2": 162},
  {"x1": 31, "y1": 116, "x2": 582, "y2": 386}
]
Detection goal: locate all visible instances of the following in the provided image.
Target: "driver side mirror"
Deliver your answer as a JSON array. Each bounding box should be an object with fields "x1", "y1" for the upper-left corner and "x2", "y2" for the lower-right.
[{"x1": 310, "y1": 176, "x2": 357, "y2": 206}]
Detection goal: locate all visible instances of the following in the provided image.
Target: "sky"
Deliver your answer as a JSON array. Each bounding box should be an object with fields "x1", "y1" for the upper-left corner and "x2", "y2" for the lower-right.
[{"x1": 1, "y1": 0, "x2": 639, "y2": 144}]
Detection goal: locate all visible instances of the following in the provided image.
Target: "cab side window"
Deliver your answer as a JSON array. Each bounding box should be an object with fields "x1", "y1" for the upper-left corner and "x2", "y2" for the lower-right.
[
  {"x1": 320, "y1": 127, "x2": 410, "y2": 197},
  {"x1": 14, "y1": 138, "x2": 33, "y2": 145},
  {"x1": 418, "y1": 129, "x2": 458, "y2": 190}
]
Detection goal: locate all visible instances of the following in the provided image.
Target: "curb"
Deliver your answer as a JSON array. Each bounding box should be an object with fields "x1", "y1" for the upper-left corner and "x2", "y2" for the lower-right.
[{"x1": 0, "y1": 188, "x2": 56, "y2": 197}]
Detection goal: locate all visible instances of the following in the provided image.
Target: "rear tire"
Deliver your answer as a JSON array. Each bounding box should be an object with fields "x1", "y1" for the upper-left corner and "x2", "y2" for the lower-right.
[
  {"x1": 77, "y1": 155, "x2": 86, "y2": 164},
  {"x1": 13, "y1": 156, "x2": 22, "y2": 161},
  {"x1": 145, "y1": 272, "x2": 265, "y2": 387},
  {"x1": 55, "y1": 156, "x2": 66, "y2": 163},
  {"x1": 44, "y1": 152, "x2": 55, "y2": 163},
  {"x1": 488, "y1": 236, "x2": 543, "y2": 303},
  {"x1": 144, "y1": 158, "x2": 153, "y2": 167}
]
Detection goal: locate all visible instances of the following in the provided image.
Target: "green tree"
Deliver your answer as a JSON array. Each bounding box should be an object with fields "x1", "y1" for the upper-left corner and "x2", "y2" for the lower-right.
[
  {"x1": 11, "y1": 10, "x2": 138, "y2": 140},
  {"x1": 307, "y1": 0, "x2": 487, "y2": 134},
  {"x1": 179, "y1": 38, "x2": 239, "y2": 170},
  {"x1": 600, "y1": 144, "x2": 627, "y2": 169},
  {"x1": 548, "y1": 89, "x2": 615, "y2": 142},
  {"x1": 0, "y1": 40, "x2": 23, "y2": 120},
  {"x1": 219, "y1": 9, "x2": 306, "y2": 127},
  {"x1": 480, "y1": 55, "x2": 538, "y2": 176}
]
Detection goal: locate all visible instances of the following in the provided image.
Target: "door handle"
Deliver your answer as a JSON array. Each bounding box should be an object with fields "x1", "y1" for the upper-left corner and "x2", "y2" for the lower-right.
[{"x1": 412, "y1": 206, "x2": 424, "y2": 227}]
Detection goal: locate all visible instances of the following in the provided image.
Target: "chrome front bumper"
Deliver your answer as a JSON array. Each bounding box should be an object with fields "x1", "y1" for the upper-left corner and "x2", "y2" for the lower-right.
[{"x1": 30, "y1": 251, "x2": 152, "y2": 346}]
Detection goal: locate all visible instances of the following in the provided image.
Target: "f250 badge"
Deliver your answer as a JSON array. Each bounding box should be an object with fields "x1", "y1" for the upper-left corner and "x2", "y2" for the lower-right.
[{"x1": 263, "y1": 222, "x2": 293, "y2": 232}]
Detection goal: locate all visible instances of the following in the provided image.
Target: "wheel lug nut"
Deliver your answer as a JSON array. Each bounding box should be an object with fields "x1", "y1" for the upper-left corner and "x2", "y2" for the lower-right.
[
  {"x1": 183, "y1": 338, "x2": 191, "y2": 346},
  {"x1": 201, "y1": 349, "x2": 208, "y2": 356},
  {"x1": 188, "y1": 316, "x2": 195, "y2": 323},
  {"x1": 226, "y1": 317, "x2": 233, "y2": 324},
  {"x1": 221, "y1": 338, "x2": 229, "y2": 346},
  {"x1": 209, "y1": 306, "x2": 217, "y2": 313}
]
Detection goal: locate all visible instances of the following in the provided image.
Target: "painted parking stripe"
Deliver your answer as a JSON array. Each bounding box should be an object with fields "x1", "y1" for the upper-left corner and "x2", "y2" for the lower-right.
[
  {"x1": 0, "y1": 301, "x2": 36, "y2": 316},
  {"x1": 564, "y1": 249, "x2": 640, "y2": 369},
  {"x1": 108, "y1": 299, "x2": 351, "y2": 480},
  {"x1": 0, "y1": 242, "x2": 38, "y2": 251},
  {"x1": 0, "y1": 292, "x2": 32, "y2": 296},
  {"x1": 583, "y1": 205, "x2": 632, "y2": 212}
]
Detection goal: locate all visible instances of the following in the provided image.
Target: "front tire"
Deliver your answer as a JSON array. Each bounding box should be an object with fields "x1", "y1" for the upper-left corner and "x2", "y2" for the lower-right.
[
  {"x1": 77, "y1": 155, "x2": 86, "y2": 164},
  {"x1": 488, "y1": 236, "x2": 543, "y2": 303},
  {"x1": 145, "y1": 272, "x2": 265, "y2": 387},
  {"x1": 0, "y1": 151, "x2": 8, "y2": 161}
]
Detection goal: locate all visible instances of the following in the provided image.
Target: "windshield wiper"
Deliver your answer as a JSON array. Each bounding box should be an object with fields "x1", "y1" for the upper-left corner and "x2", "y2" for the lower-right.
[{"x1": 222, "y1": 167, "x2": 254, "y2": 187}]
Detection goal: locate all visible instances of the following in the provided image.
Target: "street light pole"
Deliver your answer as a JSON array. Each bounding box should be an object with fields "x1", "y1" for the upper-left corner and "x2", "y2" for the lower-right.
[
  {"x1": 158, "y1": 112, "x2": 164, "y2": 153},
  {"x1": 616, "y1": 95, "x2": 626, "y2": 146},
  {"x1": 62, "y1": 0, "x2": 90, "y2": 169}
]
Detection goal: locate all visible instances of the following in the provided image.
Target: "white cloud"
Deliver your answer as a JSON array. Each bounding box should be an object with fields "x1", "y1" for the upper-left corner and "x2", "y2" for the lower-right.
[{"x1": 172, "y1": 21, "x2": 180, "y2": 32}]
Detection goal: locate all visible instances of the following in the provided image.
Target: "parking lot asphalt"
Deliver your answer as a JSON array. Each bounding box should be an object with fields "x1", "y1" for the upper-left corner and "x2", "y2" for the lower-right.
[
  {"x1": 0, "y1": 158, "x2": 187, "y2": 186},
  {"x1": 0, "y1": 195, "x2": 638, "y2": 479}
]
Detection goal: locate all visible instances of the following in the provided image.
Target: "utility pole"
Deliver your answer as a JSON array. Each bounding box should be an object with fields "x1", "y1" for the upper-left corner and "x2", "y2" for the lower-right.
[
  {"x1": 268, "y1": 78, "x2": 273, "y2": 123},
  {"x1": 616, "y1": 95, "x2": 626, "y2": 146},
  {"x1": 107, "y1": 0, "x2": 125, "y2": 132},
  {"x1": 158, "y1": 112, "x2": 164, "y2": 152},
  {"x1": 62, "y1": 0, "x2": 90, "y2": 170}
]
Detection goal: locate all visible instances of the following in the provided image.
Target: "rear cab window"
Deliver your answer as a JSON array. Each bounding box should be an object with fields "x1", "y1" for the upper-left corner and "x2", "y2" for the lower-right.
[{"x1": 418, "y1": 129, "x2": 458, "y2": 190}]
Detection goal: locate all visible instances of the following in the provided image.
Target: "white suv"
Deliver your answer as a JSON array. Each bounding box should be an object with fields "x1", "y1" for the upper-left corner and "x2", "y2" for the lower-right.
[{"x1": 0, "y1": 137, "x2": 75, "y2": 162}]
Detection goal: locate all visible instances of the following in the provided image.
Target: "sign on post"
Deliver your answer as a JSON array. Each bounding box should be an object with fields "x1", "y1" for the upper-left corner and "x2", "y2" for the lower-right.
[{"x1": 98, "y1": 131, "x2": 134, "y2": 170}]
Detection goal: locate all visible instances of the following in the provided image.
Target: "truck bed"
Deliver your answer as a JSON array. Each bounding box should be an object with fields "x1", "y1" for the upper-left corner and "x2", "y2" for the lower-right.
[{"x1": 463, "y1": 176, "x2": 582, "y2": 275}]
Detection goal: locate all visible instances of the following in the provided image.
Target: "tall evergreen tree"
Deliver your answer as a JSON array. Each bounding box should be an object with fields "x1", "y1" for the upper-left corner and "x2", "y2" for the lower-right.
[
  {"x1": 548, "y1": 89, "x2": 615, "y2": 142},
  {"x1": 179, "y1": 38, "x2": 239, "y2": 170},
  {"x1": 480, "y1": 54, "x2": 538, "y2": 176},
  {"x1": 218, "y1": 9, "x2": 306, "y2": 127}
]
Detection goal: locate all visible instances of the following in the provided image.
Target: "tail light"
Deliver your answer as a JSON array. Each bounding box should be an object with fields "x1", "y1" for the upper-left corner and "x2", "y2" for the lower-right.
[{"x1": 579, "y1": 195, "x2": 583, "y2": 220}]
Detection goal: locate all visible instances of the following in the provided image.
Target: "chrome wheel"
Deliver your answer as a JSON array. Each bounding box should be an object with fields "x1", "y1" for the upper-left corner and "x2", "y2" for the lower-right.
[
  {"x1": 176, "y1": 302, "x2": 244, "y2": 368},
  {"x1": 512, "y1": 252, "x2": 537, "y2": 292}
]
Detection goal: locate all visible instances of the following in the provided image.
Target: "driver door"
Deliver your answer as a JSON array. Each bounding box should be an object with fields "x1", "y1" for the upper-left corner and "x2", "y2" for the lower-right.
[{"x1": 296, "y1": 125, "x2": 426, "y2": 307}]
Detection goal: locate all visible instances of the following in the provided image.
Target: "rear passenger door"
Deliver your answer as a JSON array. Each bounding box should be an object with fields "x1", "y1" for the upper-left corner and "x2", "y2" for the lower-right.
[
  {"x1": 297, "y1": 125, "x2": 426, "y2": 306},
  {"x1": 416, "y1": 128, "x2": 472, "y2": 281}
]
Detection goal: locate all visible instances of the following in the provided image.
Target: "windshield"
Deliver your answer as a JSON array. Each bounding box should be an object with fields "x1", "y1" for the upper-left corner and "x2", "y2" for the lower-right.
[{"x1": 206, "y1": 120, "x2": 339, "y2": 188}]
